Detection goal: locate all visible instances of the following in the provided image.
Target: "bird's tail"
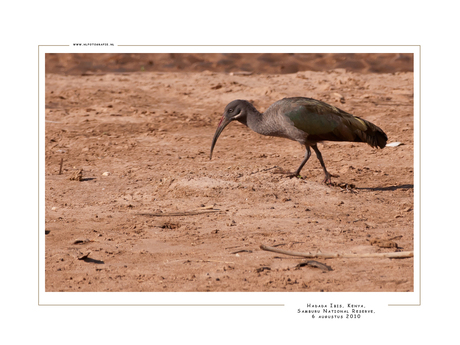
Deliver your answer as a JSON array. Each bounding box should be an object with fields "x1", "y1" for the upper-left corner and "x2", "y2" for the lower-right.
[{"x1": 352, "y1": 116, "x2": 388, "y2": 149}]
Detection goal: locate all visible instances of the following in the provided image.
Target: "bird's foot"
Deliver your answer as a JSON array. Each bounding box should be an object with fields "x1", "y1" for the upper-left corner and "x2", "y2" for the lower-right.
[
  {"x1": 289, "y1": 173, "x2": 304, "y2": 179},
  {"x1": 323, "y1": 178, "x2": 333, "y2": 185},
  {"x1": 322, "y1": 173, "x2": 339, "y2": 185},
  {"x1": 289, "y1": 171, "x2": 305, "y2": 179}
]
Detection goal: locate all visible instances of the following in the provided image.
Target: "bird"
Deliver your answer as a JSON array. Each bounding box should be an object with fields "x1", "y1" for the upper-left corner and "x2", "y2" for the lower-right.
[{"x1": 210, "y1": 97, "x2": 388, "y2": 184}]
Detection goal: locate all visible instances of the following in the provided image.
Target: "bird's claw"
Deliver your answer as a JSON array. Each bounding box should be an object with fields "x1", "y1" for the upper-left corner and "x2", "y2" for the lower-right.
[
  {"x1": 322, "y1": 172, "x2": 339, "y2": 185},
  {"x1": 289, "y1": 171, "x2": 305, "y2": 179}
]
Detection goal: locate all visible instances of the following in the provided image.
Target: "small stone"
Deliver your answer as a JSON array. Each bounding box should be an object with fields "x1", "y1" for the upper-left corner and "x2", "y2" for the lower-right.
[
  {"x1": 69, "y1": 169, "x2": 83, "y2": 181},
  {"x1": 333, "y1": 92, "x2": 345, "y2": 103}
]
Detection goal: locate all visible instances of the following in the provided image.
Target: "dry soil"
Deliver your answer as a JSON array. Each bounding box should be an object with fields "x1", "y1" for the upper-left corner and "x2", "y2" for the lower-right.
[{"x1": 45, "y1": 53, "x2": 414, "y2": 292}]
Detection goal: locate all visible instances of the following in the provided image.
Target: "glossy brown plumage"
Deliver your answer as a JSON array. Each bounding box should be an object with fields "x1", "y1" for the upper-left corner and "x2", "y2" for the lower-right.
[{"x1": 210, "y1": 97, "x2": 388, "y2": 183}]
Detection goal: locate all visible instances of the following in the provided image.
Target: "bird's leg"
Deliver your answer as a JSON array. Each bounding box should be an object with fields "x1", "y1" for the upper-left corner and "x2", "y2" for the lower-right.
[
  {"x1": 312, "y1": 144, "x2": 333, "y2": 184},
  {"x1": 292, "y1": 146, "x2": 312, "y2": 177}
]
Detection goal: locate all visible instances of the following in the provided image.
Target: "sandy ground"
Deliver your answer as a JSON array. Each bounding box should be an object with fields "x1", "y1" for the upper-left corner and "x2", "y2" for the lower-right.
[{"x1": 44, "y1": 53, "x2": 414, "y2": 292}]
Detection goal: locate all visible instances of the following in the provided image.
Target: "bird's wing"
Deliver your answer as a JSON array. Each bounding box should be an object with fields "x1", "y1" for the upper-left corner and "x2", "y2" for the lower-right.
[{"x1": 285, "y1": 99, "x2": 368, "y2": 142}]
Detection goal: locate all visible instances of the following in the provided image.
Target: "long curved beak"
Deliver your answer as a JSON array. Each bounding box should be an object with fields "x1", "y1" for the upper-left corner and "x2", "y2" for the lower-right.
[{"x1": 210, "y1": 115, "x2": 232, "y2": 159}]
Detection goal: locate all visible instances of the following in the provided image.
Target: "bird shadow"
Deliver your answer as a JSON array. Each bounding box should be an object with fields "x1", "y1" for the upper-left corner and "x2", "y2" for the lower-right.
[
  {"x1": 355, "y1": 184, "x2": 414, "y2": 192},
  {"x1": 81, "y1": 177, "x2": 97, "y2": 182}
]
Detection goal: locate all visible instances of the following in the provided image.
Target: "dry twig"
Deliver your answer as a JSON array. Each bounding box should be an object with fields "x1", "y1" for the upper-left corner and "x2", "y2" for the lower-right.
[
  {"x1": 137, "y1": 209, "x2": 222, "y2": 217},
  {"x1": 295, "y1": 260, "x2": 333, "y2": 271},
  {"x1": 230, "y1": 249, "x2": 253, "y2": 254},
  {"x1": 260, "y1": 244, "x2": 413, "y2": 259}
]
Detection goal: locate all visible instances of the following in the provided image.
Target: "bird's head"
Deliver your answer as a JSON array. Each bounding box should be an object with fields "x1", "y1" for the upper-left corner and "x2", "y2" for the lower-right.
[{"x1": 210, "y1": 100, "x2": 252, "y2": 159}]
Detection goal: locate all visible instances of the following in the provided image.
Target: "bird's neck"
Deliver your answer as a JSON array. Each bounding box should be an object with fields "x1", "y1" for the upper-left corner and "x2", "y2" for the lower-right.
[
  {"x1": 236, "y1": 116, "x2": 248, "y2": 127},
  {"x1": 237, "y1": 110, "x2": 262, "y2": 132},
  {"x1": 241, "y1": 110, "x2": 278, "y2": 137}
]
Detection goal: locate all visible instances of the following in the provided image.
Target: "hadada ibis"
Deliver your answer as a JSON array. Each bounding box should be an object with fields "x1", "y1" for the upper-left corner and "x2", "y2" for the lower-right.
[{"x1": 210, "y1": 97, "x2": 388, "y2": 183}]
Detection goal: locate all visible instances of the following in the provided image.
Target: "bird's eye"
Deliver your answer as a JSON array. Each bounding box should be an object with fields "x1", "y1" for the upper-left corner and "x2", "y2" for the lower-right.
[{"x1": 228, "y1": 109, "x2": 233, "y2": 113}]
